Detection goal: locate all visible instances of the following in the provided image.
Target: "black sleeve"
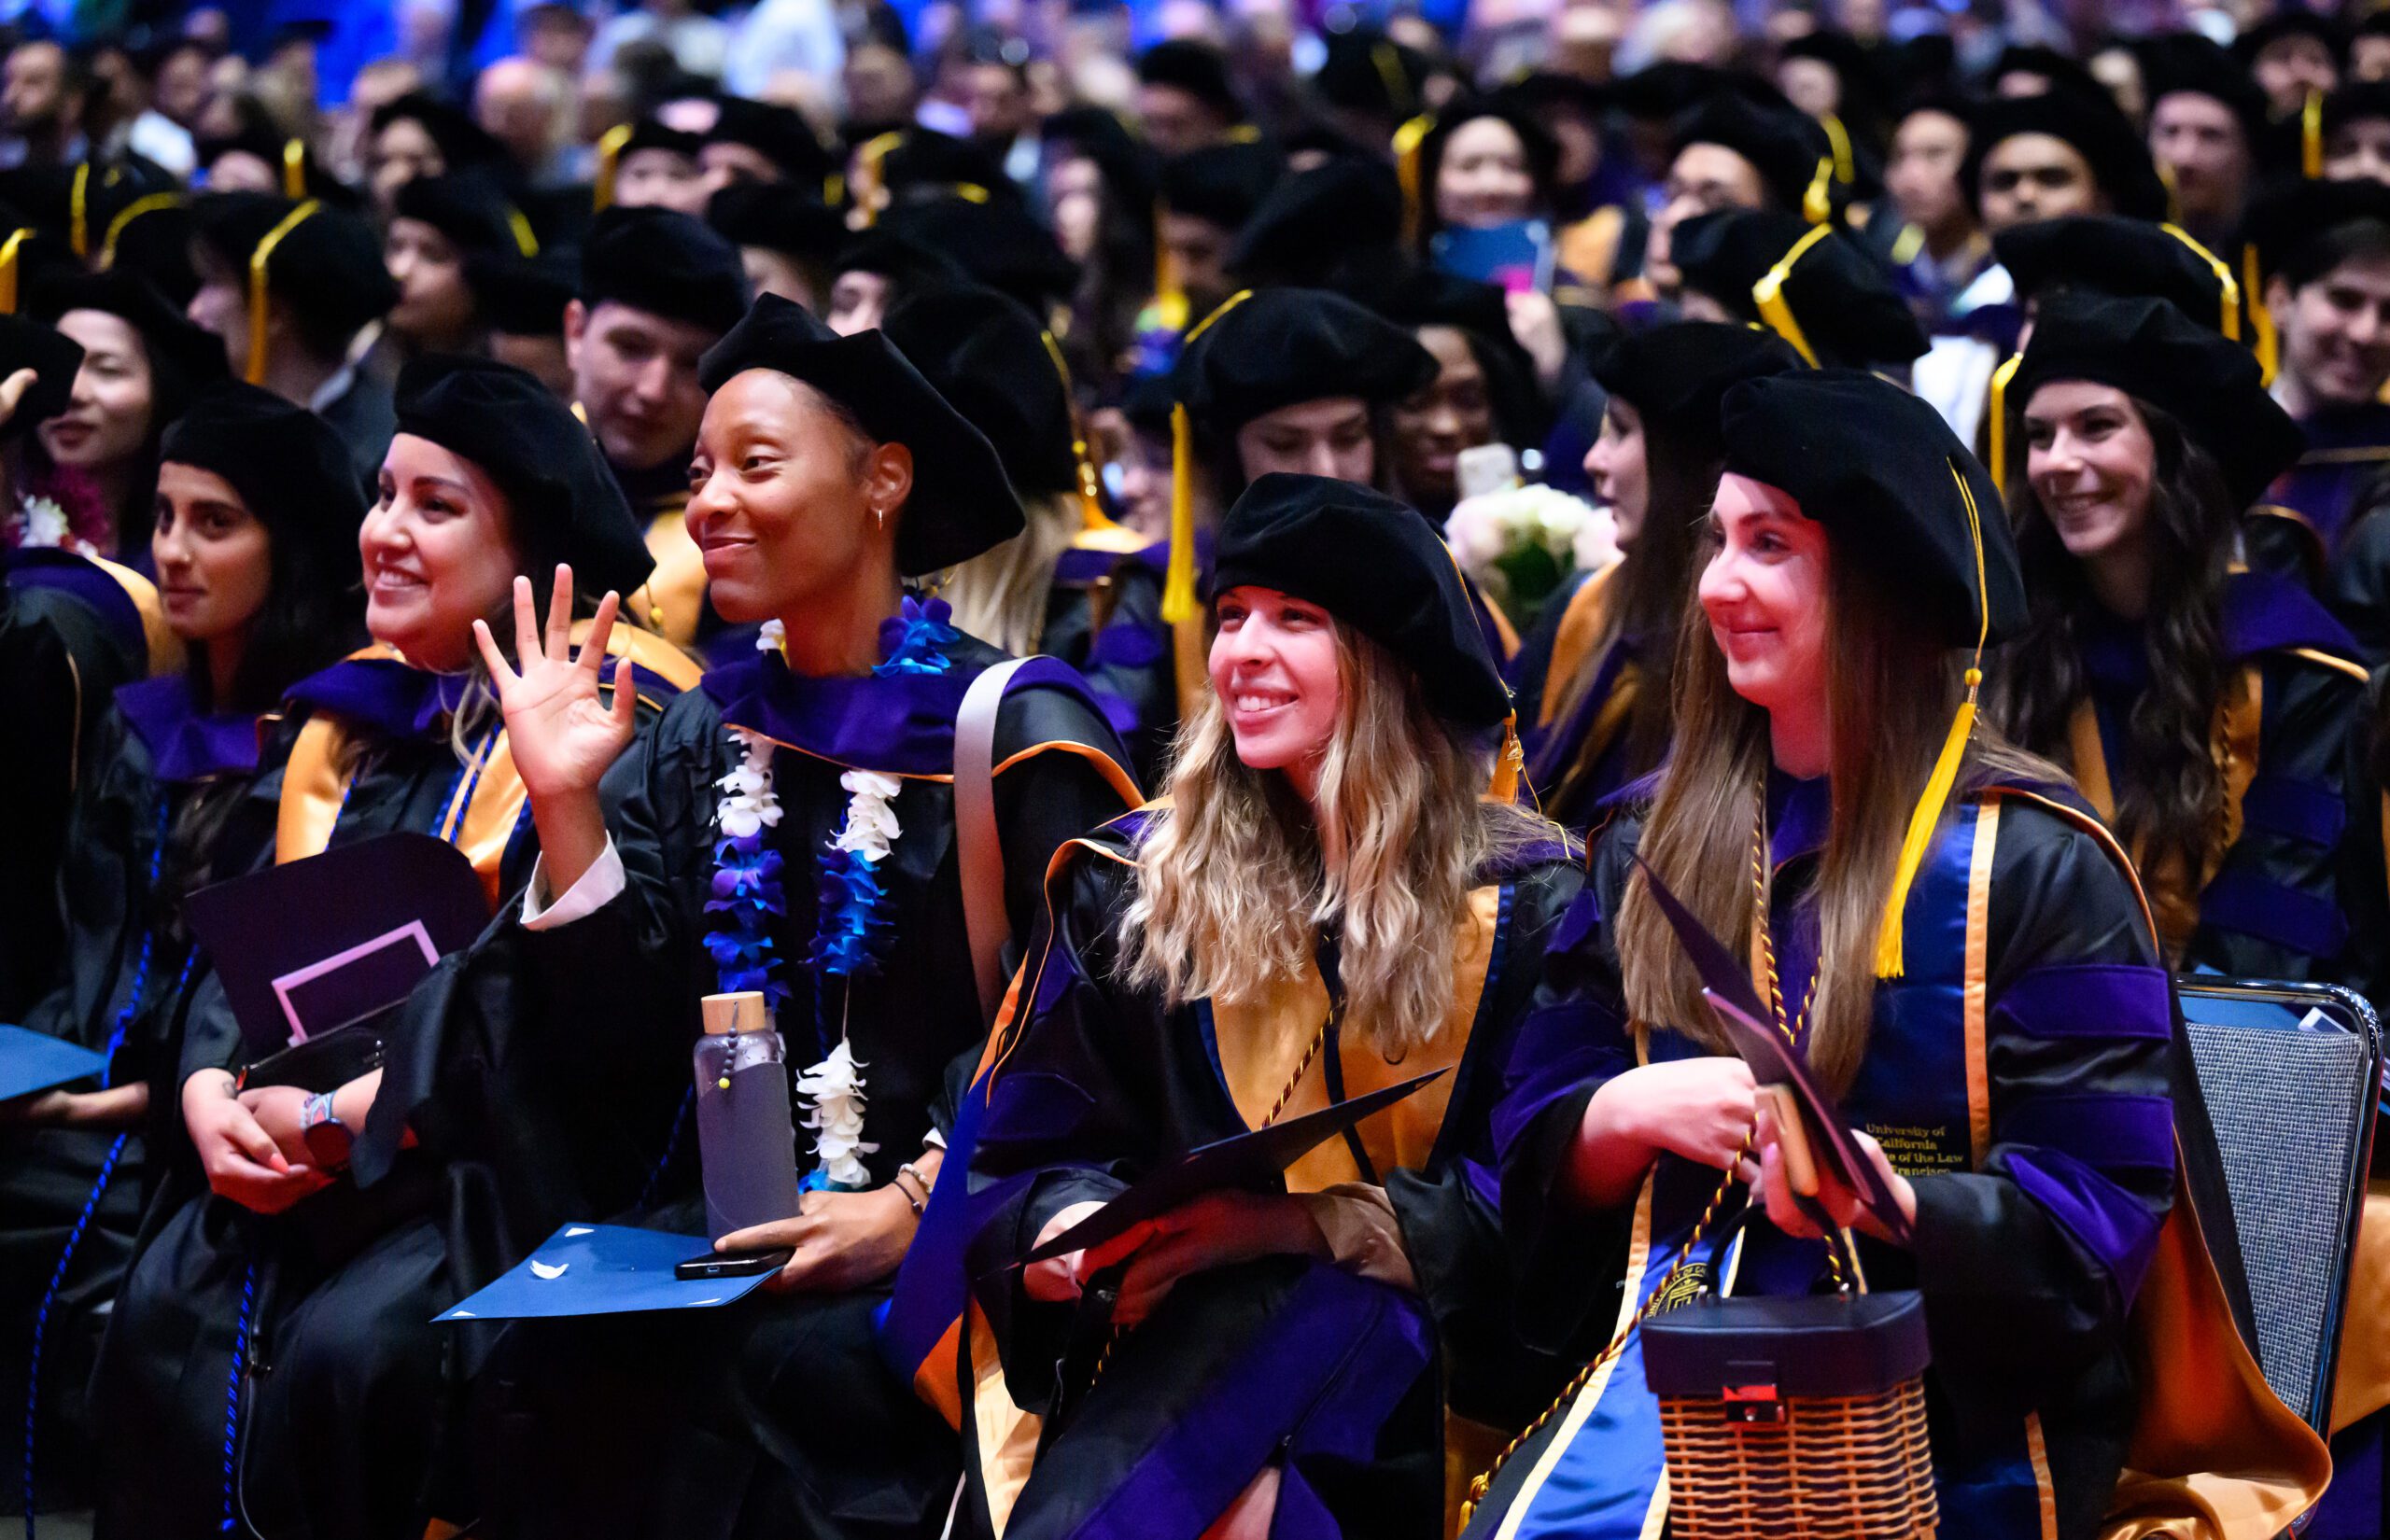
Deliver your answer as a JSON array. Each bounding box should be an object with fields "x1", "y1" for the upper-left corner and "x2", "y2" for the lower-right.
[
  {"x1": 2329, "y1": 505, "x2": 2390, "y2": 665},
  {"x1": 1903, "y1": 804, "x2": 2176, "y2": 1430}
]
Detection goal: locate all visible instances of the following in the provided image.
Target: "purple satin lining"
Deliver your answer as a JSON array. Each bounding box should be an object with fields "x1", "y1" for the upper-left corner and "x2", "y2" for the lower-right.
[
  {"x1": 6, "y1": 547, "x2": 144, "y2": 656},
  {"x1": 2222, "y1": 567, "x2": 2360, "y2": 662},
  {"x1": 699, "y1": 651, "x2": 1094, "y2": 777},
  {"x1": 2000, "y1": 1092, "x2": 2178, "y2": 1170},
  {"x1": 1056, "y1": 1265, "x2": 1433, "y2": 1540},
  {"x1": 2008, "y1": 1146, "x2": 2168, "y2": 1306},
  {"x1": 284, "y1": 657, "x2": 469, "y2": 739},
  {"x1": 114, "y1": 674, "x2": 260, "y2": 782},
  {"x1": 1991, "y1": 963, "x2": 2172, "y2": 1041}
]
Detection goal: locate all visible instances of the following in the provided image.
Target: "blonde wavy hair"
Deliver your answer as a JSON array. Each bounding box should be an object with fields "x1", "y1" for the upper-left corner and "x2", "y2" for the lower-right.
[{"x1": 1118, "y1": 623, "x2": 1551, "y2": 1057}]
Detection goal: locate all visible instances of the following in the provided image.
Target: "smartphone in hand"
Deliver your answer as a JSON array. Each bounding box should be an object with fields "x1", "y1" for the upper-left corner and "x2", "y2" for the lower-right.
[{"x1": 675, "y1": 1247, "x2": 793, "y2": 1281}]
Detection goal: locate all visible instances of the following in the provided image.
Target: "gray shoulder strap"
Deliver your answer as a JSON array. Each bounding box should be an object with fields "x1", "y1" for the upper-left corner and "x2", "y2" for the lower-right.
[{"x1": 954, "y1": 657, "x2": 1034, "y2": 1025}]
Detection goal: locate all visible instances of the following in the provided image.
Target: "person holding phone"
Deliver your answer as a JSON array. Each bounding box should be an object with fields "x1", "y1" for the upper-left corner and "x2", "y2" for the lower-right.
[
  {"x1": 903, "y1": 474, "x2": 1581, "y2": 1540},
  {"x1": 1465, "y1": 372, "x2": 2323, "y2": 1539},
  {"x1": 92, "y1": 356, "x2": 698, "y2": 1540}
]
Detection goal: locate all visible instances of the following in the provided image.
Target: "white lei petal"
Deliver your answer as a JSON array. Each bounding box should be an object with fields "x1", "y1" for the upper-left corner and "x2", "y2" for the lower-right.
[
  {"x1": 795, "y1": 1038, "x2": 879, "y2": 1188},
  {"x1": 756, "y1": 619, "x2": 787, "y2": 653},
  {"x1": 713, "y1": 728, "x2": 783, "y2": 839}
]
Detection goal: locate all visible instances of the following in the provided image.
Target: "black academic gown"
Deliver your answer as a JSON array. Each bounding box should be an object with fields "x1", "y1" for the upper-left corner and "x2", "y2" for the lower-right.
[
  {"x1": 3, "y1": 681, "x2": 270, "y2": 1515},
  {"x1": 485, "y1": 627, "x2": 1138, "y2": 1540},
  {"x1": 1466, "y1": 773, "x2": 2313, "y2": 1540},
  {"x1": 0, "y1": 550, "x2": 163, "y2": 1019},
  {"x1": 91, "y1": 647, "x2": 685, "y2": 1540},
  {"x1": 928, "y1": 815, "x2": 1582, "y2": 1540},
  {"x1": 1040, "y1": 545, "x2": 1181, "y2": 790}
]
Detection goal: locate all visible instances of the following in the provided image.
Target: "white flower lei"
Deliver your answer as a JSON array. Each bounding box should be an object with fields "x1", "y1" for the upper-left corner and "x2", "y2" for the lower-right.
[{"x1": 714, "y1": 617, "x2": 904, "y2": 1190}]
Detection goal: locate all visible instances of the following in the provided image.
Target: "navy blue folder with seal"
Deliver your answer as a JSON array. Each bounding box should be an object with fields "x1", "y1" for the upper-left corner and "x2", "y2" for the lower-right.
[
  {"x1": 432, "y1": 1224, "x2": 778, "y2": 1322},
  {"x1": 0, "y1": 1026, "x2": 109, "y2": 1102}
]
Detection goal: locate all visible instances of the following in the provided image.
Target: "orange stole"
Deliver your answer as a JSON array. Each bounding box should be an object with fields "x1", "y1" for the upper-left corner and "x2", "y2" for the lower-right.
[
  {"x1": 1536, "y1": 564, "x2": 1617, "y2": 732},
  {"x1": 1209, "y1": 884, "x2": 1501, "y2": 1191},
  {"x1": 274, "y1": 626, "x2": 701, "y2": 904},
  {"x1": 88, "y1": 553, "x2": 186, "y2": 678}
]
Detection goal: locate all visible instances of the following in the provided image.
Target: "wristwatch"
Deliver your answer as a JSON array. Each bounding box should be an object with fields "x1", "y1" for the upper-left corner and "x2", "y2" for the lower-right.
[{"x1": 299, "y1": 1091, "x2": 355, "y2": 1170}]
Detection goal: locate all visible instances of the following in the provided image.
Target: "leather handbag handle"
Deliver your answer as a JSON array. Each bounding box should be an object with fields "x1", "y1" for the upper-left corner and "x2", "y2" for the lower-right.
[{"x1": 954, "y1": 658, "x2": 1033, "y2": 1026}]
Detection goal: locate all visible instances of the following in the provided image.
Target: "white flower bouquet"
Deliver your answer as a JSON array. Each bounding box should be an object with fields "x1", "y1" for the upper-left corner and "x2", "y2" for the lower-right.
[{"x1": 1445, "y1": 482, "x2": 1619, "y2": 632}]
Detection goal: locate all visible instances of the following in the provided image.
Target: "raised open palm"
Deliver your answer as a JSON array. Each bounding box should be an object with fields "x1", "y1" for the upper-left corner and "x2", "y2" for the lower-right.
[{"x1": 472, "y1": 566, "x2": 638, "y2": 801}]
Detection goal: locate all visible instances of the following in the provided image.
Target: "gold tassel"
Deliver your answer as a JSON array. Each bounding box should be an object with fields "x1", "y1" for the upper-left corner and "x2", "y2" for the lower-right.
[
  {"x1": 1801, "y1": 155, "x2": 1834, "y2": 226},
  {"x1": 2304, "y1": 88, "x2": 2325, "y2": 178},
  {"x1": 1162, "y1": 402, "x2": 1199, "y2": 623},
  {"x1": 593, "y1": 123, "x2": 632, "y2": 212},
  {"x1": 1489, "y1": 712, "x2": 1524, "y2": 802},
  {"x1": 2246, "y1": 244, "x2": 2279, "y2": 385},
  {"x1": 68, "y1": 161, "x2": 90, "y2": 259},
  {"x1": 1820, "y1": 114, "x2": 1855, "y2": 187},
  {"x1": 1393, "y1": 113, "x2": 1435, "y2": 249},
  {"x1": 505, "y1": 206, "x2": 540, "y2": 257},
  {"x1": 1874, "y1": 462, "x2": 1991, "y2": 977},
  {"x1": 1370, "y1": 41, "x2": 1414, "y2": 116},
  {"x1": 1151, "y1": 204, "x2": 1188, "y2": 334},
  {"x1": 1039, "y1": 328, "x2": 1113, "y2": 531},
  {"x1": 2160, "y1": 223, "x2": 2238, "y2": 339},
  {"x1": 851, "y1": 131, "x2": 904, "y2": 228},
  {"x1": 0, "y1": 229, "x2": 29, "y2": 314},
  {"x1": 1750, "y1": 223, "x2": 1831, "y2": 365},
  {"x1": 99, "y1": 192, "x2": 177, "y2": 270},
  {"x1": 1986, "y1": 351, "x2": 2021, "y2": 496},
  {"x1": 281, "y1": 137, "x2": 306, "y2": 198},
  {"x1": 247, "y1": 200, "x2": 320, "y2": 385}
]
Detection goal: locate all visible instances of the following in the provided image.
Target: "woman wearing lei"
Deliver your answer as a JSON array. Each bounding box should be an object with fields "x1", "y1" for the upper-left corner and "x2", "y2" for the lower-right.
[
  {"x1": 93, "y1": 356, "x2": 701, "y2": 1540},
  {"x1": 486, "y1": 294, "x2": 1139, "y2": 1540},
  {"x1": 1462, "y1": 372, "x2": 2325, "y2": 1540}
]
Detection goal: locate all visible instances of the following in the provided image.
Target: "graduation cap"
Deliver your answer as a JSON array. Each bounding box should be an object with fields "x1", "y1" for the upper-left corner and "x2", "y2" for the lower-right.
[
  {"x1": 1413, "y1": 98, "x2": 1562, "y2": 232},
  {"x1": 1345, "y1": 261, "x2": 1551, "y2": 446},
  {"x1": 1994, "y1": 216, "x2": 2241, "y2": 333},
  {"x1": 2244, "y1": 174, "x2": 2390, "y2": 290},
  {"x1": 396, "y1": 354, "x2": 657, "y2": 597},
  {"x1": 707, "y1": 179, "x2": 846, "y2": 266},
  {"x1": 1960, "y1": 88, "x2": 2169, "y2": 222},
  {"x1": 881, "y1": 197, "x2": 1079, "y2": 312},
  {"x1": 578, "y1": 203, "x2": 749, "y2": 337},
  {"x1": 851, "y1": 128, "x2": 1011, "y2": 224},
  {"x1": 463, "y1": 249, "x2": 577, "y2": 339},
  {"x1": 831, "y1": 225, "x2": 971, "y2": 291},
  {"x1": 0, "y1": 313, "x2": 82, "y2": 438},
  {"x1": 594, "y1": 117, "x2": 706, "y2": 212},
  {"x1": 1042, "y1": 105, "x2": 1159, "y2": 216},
  {"x1": 197, "y1": 123, "x2": 334, "y2": 200},
  {"x1": 184, "y1": 832, "x2": 490, "y2": 1064},
  {"x1": 1227, "y1": 156, "x2": 1404, "y2": 288},
  {"x1": 1588, "y1": 320, "x2": 1803, "y2": 459},
  {"x1": 1670, "y1": 207, "x2": 1927, "y2": 368},
  {"x1": 2009, "y1": 289, "x2": 2303, "y2": 510},
  {"x1": 706, "y1": 95, "x2": 836, "y2": 190},
  {"x1": 28, "y1": 267, "x2": 230, "y2": 425},
  {"x1": 1719, "y1": 370, "x2": 2021, "y2": 975},
  {"x1": 1172, "y1": 285, "x2": 1437, "y2": 435},
  {"x1": 160, "y1": 379, "x2": 366, "y2": 589},
  {"x1": 696, "y1": 292, "x2": 1025, "y2": 575},
  {"x1": 881, "y1": 284, "x2": 1082, "y2": 498},
  {"x1": 2236, "y1": 11, "x2": 2346, "y2": 73},
  {"x1": 96, "y1": 192, "x2": 196, "y2": 308},
  {"x1": 1987, "y1": 43, "x2": 2105, "y2": 102},
  {"x1": 1214, "y1": 472, "x2": 1508, "y2": 725},
  {"x1": 0, "y1": 157, "x2": 178, "y2": 263},
  {"x1": 1670, "y1": 91, "x2": 1838, "y2": 223},
  {"x1": 369, "y1": 90, "x2": 512, "y2": 176},
  {"x1": 1137, "y1": 38, "x2": 1244, "y2": 121},
  {"x1": 391, "y1": 173, "x2": 540, "y2": 259},
  {"x1": 2141, "y1": 33, "x2": 2268, "y2": 147},
  {"x1": 1312, "y1": 27, "x2": 1434, "y2": 119},
  {"x1": 1159, "y1": 140, "x2": 1285, "y2": 231},
  {"x1": 189, "y1": 191, "x2": 399, "y2": 383}
]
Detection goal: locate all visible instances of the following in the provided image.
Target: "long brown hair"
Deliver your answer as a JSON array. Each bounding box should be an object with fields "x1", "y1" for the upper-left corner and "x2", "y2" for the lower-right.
[
  {"x1": 1985, "y1": 398, "x2": 2230, "y2": 886},
  {"x1": 1542, "y1": 409, "x2": 1719, "y2": 783},
  {"x1": 1119, "y1": 623, "x2": 1553, "y2": 1057},
  {"x1": 1614, "y1": 524, "x2": 2052, "y2": 1092}
]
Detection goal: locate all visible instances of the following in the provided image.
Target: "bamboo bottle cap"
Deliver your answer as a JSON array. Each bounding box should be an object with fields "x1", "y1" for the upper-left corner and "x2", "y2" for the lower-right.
[{"x1": 701, "y1": 992, "x2": 771, "y2": 1035}]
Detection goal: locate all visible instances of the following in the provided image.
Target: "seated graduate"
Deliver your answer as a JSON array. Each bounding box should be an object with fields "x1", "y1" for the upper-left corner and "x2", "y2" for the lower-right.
[
  {"x1": 5, "y1": 382, "x2": 363, "y2": 1517},
  {"x1": 1987, "y1": 292, "x2": 2384, "y2": 995},
  {"x1": 91, "y1": 356, "x2": 698, "y2": 1540},
  {"x1": 1465, "y1": 371, "x2": 2325, "y2": 1540},
  {"x1": 1511, "y1": 322, "x2": 1801, "y2": 830},
  {"x1": 484, "y1": 295, "x2": 1139, "y2": 1540},
  {"x1": 0, "y1": 332, "x2": 182, "y2": 1022},
  {"x1": 879, "y1": 284, "x2": 1179, "y2": 786},
  {"x1": 921, "y1": 473, "x2": 1581, "y2": 1540}
]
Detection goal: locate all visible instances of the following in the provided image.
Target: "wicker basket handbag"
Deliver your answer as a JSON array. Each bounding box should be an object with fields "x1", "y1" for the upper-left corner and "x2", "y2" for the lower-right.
[{"x1": 1641, "y1": 1236, "x2": 1937, "y2": 1540}]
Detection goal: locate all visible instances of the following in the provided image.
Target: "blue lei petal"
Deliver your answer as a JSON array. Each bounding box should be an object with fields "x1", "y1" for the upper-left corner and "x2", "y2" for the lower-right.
[{"x1": 871, "y1": 595, "x2": 960, "y2": 678}]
